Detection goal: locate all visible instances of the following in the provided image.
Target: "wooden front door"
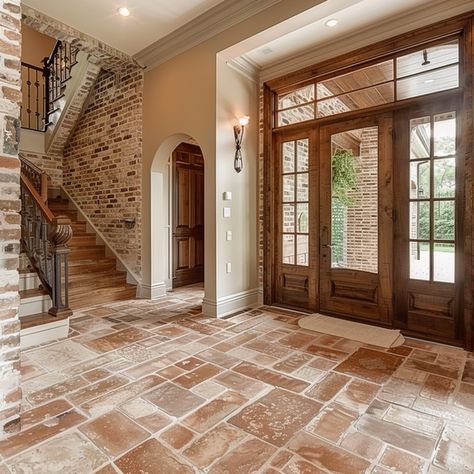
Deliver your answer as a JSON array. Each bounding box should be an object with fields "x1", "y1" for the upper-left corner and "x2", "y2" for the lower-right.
[
  {"x1": 393, "y1": 99, "x2": 463, "y2": 344},
  {"x1": 172, "y1": 143, "x2": 204, "y2": 288},
  {"x1": 319, "y1": 115, "x2": 394, "y2": 324}
]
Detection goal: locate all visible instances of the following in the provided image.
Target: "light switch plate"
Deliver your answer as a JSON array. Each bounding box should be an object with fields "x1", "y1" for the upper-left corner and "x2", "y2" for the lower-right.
[
  {"x1": 226, "y1": 262, "x2": 232, "y2": 273},
  {"x1": 223, "y1": 191, "x2": 232, "y2": 201},
  {"x1": 226, "y1": 231, "x2": 232, "y2": 241},
  {"x1": 223, "y1": 207, "x2": 231, "y2": 218}
]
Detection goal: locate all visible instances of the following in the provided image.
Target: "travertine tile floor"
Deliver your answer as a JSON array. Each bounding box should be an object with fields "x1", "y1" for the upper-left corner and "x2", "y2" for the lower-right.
[{"x1": 2, "y1": 284, "x2": 474, "y2": 473}]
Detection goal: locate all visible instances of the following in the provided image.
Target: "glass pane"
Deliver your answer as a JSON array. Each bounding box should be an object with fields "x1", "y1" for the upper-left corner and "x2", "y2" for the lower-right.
[
  {"x1": 296, "y1": 203, "x2": 308, "y2": 233},
  {"x1": 278, "y1": 104, "x2": 315, "y2": 126},
  {"x1": 282, "y1": 234, "x2": 295, "y2": 264},
  {"x1": 434, "y1": 112, "x2": 456, "y2": 157},
  {"x1": 396, "y1": 64, "x2": 459, "y2": 100},
  {"x1": 434, "y1": 200, "x2": 455, "y2": 240},
  {"x1": 278, "y1": 84, "x2": 315, "y2": 109},
  {"x1": 296, "y1": 174, "x2": 309, "y2": 202},
  {"x1": 283, "y1": 175, "x2": 294, "y2": 202},
  {"x1": 297, "y1": 139, "x2": 309, "y2": 171},
  {"x1": 410, "y1": 241, "x2": 430, "y2": 281},
  {"x1": 396, "y1": 40, "x2": 459, "y2": 78},
  {"x1": 434, "y1": 158, "x2": 455, "y2": 198},
  {"x1": 282, "y1": 141, "x2": 295, "y2": 173},
  {"x1": 282, "y1": 204, "x2": 295, "y2": 233},
  {"x1": 317, "y1": 60, "x2": 393, "y2": 99},
  {"x1": 410, "y1": 116, "x2": 430, "y2": 159},
  {"x1": 434, "y1": 243, "x2": 455, "y2": 283},
  {"x1": 297, "y1": 235, "x2": 309, "y2": 266},
  {"x1": 410, "y1": 160, "x2": 430, "y2": 199},
  {"x1": 410, "y1": 201, "x2": 430, "y2": 240},
  {"x1": 330, "y1": 126, "x2": 378, "y2": 273},
  {"x1": 317, "y1": 83, "x2": 394, "y2": 118}
]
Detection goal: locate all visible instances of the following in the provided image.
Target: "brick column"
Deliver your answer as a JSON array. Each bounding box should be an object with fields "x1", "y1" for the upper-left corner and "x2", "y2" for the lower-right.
[{"x1": 0, "y1": 0, "x2": 22, "y2": 439}]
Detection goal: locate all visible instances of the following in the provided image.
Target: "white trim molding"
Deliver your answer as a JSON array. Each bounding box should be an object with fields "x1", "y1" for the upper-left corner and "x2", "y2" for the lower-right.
[
  {"x1": 137, "y1": 282, "x2": 167, "y2": 300},
  {"x1": 226, "y1": 55, "x2": 261, "y2": 83},
  {"x1": 202, "y1": 288, "x2": 259, "y2": 318},
  {"x1": 134, "y1": 0, "x2": 283, "y2": 70}
]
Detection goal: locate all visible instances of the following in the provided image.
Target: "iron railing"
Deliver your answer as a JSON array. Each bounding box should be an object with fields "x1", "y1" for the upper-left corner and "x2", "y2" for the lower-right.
[{"x1": 20, "y1": 62, "x2": 46, "y2": 131}]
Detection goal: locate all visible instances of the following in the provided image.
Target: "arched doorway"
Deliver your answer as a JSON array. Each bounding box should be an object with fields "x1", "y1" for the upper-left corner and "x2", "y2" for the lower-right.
[{"x1": 150, "y1": 134, "x2": 205, "y2": 301}]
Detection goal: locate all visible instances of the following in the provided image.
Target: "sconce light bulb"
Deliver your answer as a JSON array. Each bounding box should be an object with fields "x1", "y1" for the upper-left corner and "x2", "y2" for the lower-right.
[{"x1": 238, "y1": 116, "x2": 250, "y2": 126}]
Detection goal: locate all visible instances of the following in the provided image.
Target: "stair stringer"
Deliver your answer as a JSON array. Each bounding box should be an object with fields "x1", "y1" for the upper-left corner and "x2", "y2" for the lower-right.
[
  {"x1": 59, "y1": 185, "x2": 141, "y2": 291},
  {"x1": 45, "y1": 51, "x2": 101, "y2": 156}
]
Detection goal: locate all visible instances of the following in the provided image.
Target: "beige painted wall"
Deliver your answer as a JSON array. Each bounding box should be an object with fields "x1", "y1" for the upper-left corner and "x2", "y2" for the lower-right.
[
  {"x1": 142, "y1": 0, "x2": 326, "y2": 312},
  {"x1": 21, "y1": 23, "x2": 56, "y2": 66}
]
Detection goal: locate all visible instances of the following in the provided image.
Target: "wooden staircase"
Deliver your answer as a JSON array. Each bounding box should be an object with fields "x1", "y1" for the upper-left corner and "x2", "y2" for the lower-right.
[{"x1": 47, "y1": 197, "x2": 136, "y2": 309}]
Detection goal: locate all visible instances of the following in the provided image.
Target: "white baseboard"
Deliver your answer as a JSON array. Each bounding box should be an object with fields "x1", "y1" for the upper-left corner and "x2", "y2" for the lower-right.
[
  {"x1": 202, "y1": 288, "x2": 259, "y2": 318},
  {"x1": 19, "y1": 272, "x2": 41, "y2": 291},
  {"x1": 19, "y1": 294, "x2": 51, "y2": 317},
  {"x1": 137, "y1": 282, "x2": 167, "y2": 299},
  {"x1": 20, "y1": 317, "x2": 69, "y2": 349}
]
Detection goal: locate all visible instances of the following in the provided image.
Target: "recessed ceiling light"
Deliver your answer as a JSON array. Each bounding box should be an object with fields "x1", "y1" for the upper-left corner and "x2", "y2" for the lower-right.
[
  {"x1": 325, "y1": 18, "x2": 338, "y2": 28},
  {"x1": 118, "y1": 6, "x2": 130, "y2": 17},
  {"x1": 424, "y1": 79, "x2": 435, "y2": 84}
]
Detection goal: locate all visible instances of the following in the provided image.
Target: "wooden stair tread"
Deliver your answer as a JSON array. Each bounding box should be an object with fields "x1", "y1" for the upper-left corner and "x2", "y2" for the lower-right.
[
  {"x1": 19, "y1": 288, "x2": 49, "y2": 299},
  {"x1": 21, "y1": 312, "x2": 67, "y2": 330}
]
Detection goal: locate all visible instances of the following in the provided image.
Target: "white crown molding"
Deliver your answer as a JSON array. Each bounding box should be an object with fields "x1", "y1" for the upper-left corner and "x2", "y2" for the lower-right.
[
  {"x1": 259, "y1": 0, "x2": 474, "y2": 82},
  {"x1": 134, "y1": 0, "x2": 283, "y2": 70},
  {"x1": 226, "y1": 55, "x2": 261, "y2": 83}
]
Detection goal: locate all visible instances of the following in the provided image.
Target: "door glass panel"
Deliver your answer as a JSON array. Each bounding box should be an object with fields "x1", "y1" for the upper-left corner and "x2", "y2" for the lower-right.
[
  {"x1": 283, "y1": 142, "x2": 295, "y2": 173},
  {"x1": 278, "y1": 84, "x2": 314, "y2": 109},
  {"x1": 410, "y1": 201, "x2": 430, "y2": 240},
  {"x1": 410, "y1": 241, "x2": 430, "y2": 280},
  {"x1": 434, "y1": 201, "x2": 455, "y2": 240},
  {"x1": 331, "y1": 126, "x2": 378, "y2": 273},
  {"x1": 283, "y1": 204, "x2": 295, "y2": 233},
  {"x1": 297, "y1": 174, "x2": 309, "y2": 201},
  {"x1": 434, "y1": 243, "x2": 455, "y2": 283},
  {"x1": 297, "y1": 235, "x2": 309, "y2": 266},
  {"x1": 410, "y1": 116, "x2": 431, "y2": 159},
  {"x1": 410, "y1": 160, "x2": 430, "y2": 198},
  {"x1": 296, "y1": 203, "x2": 308, "y2": 233},
  {"x1": 434, "y1": 158, "x2": 455, "y2": 197},
  {"x1": 434, "y1": 112, "x2": 456, "y2": 157},
  {"x1": 282, "y1": 234, "x2": 295, "y2": 264},
  {"x1": 278, "y1": 104, "x2": 315, "y2": 126},
  {"x1": 297, "y1": 139, "x2": 309, "y2": 171},
  {"x1": 283, "y1": 176, "x2": 294, "y2": 202}
]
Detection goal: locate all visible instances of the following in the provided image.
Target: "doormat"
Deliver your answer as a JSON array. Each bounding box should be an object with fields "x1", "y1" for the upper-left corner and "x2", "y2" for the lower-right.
[{"x1": 298, "y1": 314, "x2": 405, "y2": 348}]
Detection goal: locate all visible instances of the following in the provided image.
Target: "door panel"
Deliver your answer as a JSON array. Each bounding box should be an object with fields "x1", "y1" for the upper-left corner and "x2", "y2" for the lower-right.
[
  {"x1": 319, "y1": 115, "x2": 393, "y2": 323},
  {"x1": 394, "y1": 100, "x2": 462, "y2": 343},
  {"x1": 172, "y1": 144, "x2": 204, "y2": 288},
  {"x1": 274, "y1": 130, "x2": 318, "y2": 311}
]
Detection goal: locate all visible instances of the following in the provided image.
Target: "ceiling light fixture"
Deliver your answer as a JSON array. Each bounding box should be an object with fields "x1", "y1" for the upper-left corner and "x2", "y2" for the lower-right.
[
  {"x1": 325, "y1": 18, "x2": 338, "y2": 28},
  {"x1": 424, "y1": 79, "x2": 435, "y2": 84},
  {"x1": 118, "y1": 6, "x2": 130, "y2": 17}
]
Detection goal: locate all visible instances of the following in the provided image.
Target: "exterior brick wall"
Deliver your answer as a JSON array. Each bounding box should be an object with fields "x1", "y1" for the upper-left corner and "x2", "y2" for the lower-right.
[
  {"x1": 0, "y1": 0, "x2": 22, "y2": 439},
  {"x1": 63, "y1": 66, "x2": 143, "y2": 276}
]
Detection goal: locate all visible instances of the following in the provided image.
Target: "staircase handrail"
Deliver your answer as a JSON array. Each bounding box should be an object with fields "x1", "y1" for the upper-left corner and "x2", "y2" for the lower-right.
[
  {"x1": 20, "y1": 172, "x2": 73, "y2": 318},
  {"x1": 19, "y1": 155, "x2": 48, "y2": 203}
]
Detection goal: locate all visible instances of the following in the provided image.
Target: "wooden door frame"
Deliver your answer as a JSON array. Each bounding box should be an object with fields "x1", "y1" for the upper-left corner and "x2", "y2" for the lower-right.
[{"x1": 263, "y1": 14, "x2": 474, "y2": 348}]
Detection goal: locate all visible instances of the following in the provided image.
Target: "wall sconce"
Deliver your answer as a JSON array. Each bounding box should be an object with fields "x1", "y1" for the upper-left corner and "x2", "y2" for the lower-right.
[{"x1": 233, "y1": 116, "x2": 249, "y2": 173}]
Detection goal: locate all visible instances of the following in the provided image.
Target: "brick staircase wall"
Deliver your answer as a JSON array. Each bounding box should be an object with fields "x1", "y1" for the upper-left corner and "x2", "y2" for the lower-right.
[{"x1": 0, "y1": 0, "x2": 22, "y2": 439}]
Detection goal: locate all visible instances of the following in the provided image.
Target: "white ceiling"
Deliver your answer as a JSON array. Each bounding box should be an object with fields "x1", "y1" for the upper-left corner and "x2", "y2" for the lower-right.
[
  {"x1": 245, "y1": 0, "x2": 469, "y2": 68},
  {"x1": 22, "y1": 0, "x2": 226, "y2": 56}
]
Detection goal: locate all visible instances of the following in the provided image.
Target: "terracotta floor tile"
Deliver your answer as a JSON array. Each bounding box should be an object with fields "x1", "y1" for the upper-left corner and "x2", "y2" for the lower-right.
[
  {"x1": 420, "y1": 374, "x2": 456, "y2": 402},
  {"x1": 67, "y1": 374, "x2": 129, "y2": 405},
  {"x1": 340, "y1": 430, "x2": 384, "y2": 461},
  {"x1": 208, "y1": 438, "x2": 276, "y2": 474},
  {"x1": 278, "y1": 332, "x2": 315, "y2": 349},
  {"x1": 192, "y1": 380, "x2": 227, "y2": 399},
  {"x1": 158, "y1": 365, "x2": 185, "y2": 379},
  {"x1": 120, "y1": 397, "x2": 172, "y2": 433},
  {"x1": 144, "y1": 382, "x2": 206, "y2": 417},
  {"x1": 196, "y1": 348, "x2": 239, "y2": 369},
  {"x1": 462, "y1": 359, "x2": 474, "y2": 384},
  {"x1": 307, "y1": 357, "x2": 337, "y2": 371},
  {"x1": 83, "y1": 328, "x2": 152, "y2": 353},
  {"x1": 307, "y1": 402, "x2": 358, "y2": 443},
  {"x1": 174, "y1": 356, "x2": 205, "y2": 371},
  {"x1": 215, "y1": 370, "x2": 267, "y2": 397},
  {"x1": 94, "y1": 464, "x2": 118, "y2": 474},
  {"x1": 434, "y1": 424, "x2": 474, "y2": 473},
  {"x1": 6, "y1": 431, "x2": 108, "y2": 473},
  {"x1": 229, "y1": 388, "x2": 322, "y2": 447},
  {"x1": 335, "y1": 378, "x2": 381, "y2": 413},
  {"x1": 379, "y1": 446, "x2": 425, "y2": 474},
  {"x1": 115, "y1": 438, "x2": 194, "y2": 474},
  {"x1": 160, "y1": 424, "x2": 194, "y2": 449},
  {"x1": 305, "y1": 372, "x2": 350, "y2": 402},
  {"x1": 454, "y1": 382, "x2": 474, "y2": 411},
  {"x1": 305, "y1": 344, "x2": 349, "y2": 361},
  {"x1": 334, "y1": 348, "x2": 404, "y2": 384},
  {"x1": 378, "y1": 377, "x2": 422, "y2": 407},
  {"x1": 404, "y1": 357, "x2": 461, "y2": 380},
  {"x1": 287, "y1": 431, "x2": 370, "y2": 473},
  {"x1": 79, "y1": 410, "x2": 149, "y2": 457},
  {"x1": 183, "y1": 424, "x2": 246, "y2": 468},
  {"x1": 273, "y1": 353, "x2": 313, "y2": 374},
  {"x1": 0, "y1": 409, "x2": 86, "y2": 458},
  {"x1": 19, "y1": 399, "x2": 74, "y2": 430},
  {"x1": 82, "y1": 367, "x2": 112, "y2": 383},
  {"x1": 27, "y1": 375, "x2": 89, "y2": 405},
  {"x1": 173, "y1": 363, "x2": 222, "y2": 389},
  {"x1": 183, "y1": 391, "x2": 247, "y2": 433},
  {"x1": 233, "y1": 362, "x2": 310, "y2": 392},
  {"x1": 283, "y1": 458, "x2": 328, "y2": 474},
  {"x1": 270, "y1": 450, "x2": 293, "y2": 469}
]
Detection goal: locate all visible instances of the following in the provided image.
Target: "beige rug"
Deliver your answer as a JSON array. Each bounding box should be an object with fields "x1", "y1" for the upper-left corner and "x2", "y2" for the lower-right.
[{"x1": 298, "y1": 314, "x2": 405, "y2": 348}]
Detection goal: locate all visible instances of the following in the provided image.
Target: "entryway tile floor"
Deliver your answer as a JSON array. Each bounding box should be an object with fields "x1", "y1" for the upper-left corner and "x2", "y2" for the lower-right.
[{"x1": 2, "y1": 285, "x2": 474, "y2": 473}]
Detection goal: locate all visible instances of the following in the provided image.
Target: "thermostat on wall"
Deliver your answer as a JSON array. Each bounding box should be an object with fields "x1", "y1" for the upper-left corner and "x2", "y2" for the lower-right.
[{"x1": 223, "y1": 191, "x2": 232, "y2": 201}]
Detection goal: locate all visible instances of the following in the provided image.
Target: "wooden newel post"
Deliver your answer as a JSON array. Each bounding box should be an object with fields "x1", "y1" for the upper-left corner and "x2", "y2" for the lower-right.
[{"x1": 48, "y1": 216, "x2": 73, "y2": 317}]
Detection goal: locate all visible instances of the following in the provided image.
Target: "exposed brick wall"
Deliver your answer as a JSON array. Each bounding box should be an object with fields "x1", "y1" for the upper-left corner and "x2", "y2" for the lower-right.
[
  {"x1": 19, "y1": 151, "x2": 62, "y2": 190},
  {"x1": 63, "y1": 66, "x2": 143, "y2": 276},
  {"x1": 0, "y1": 0, "x2": 22, "y2": 439}
]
